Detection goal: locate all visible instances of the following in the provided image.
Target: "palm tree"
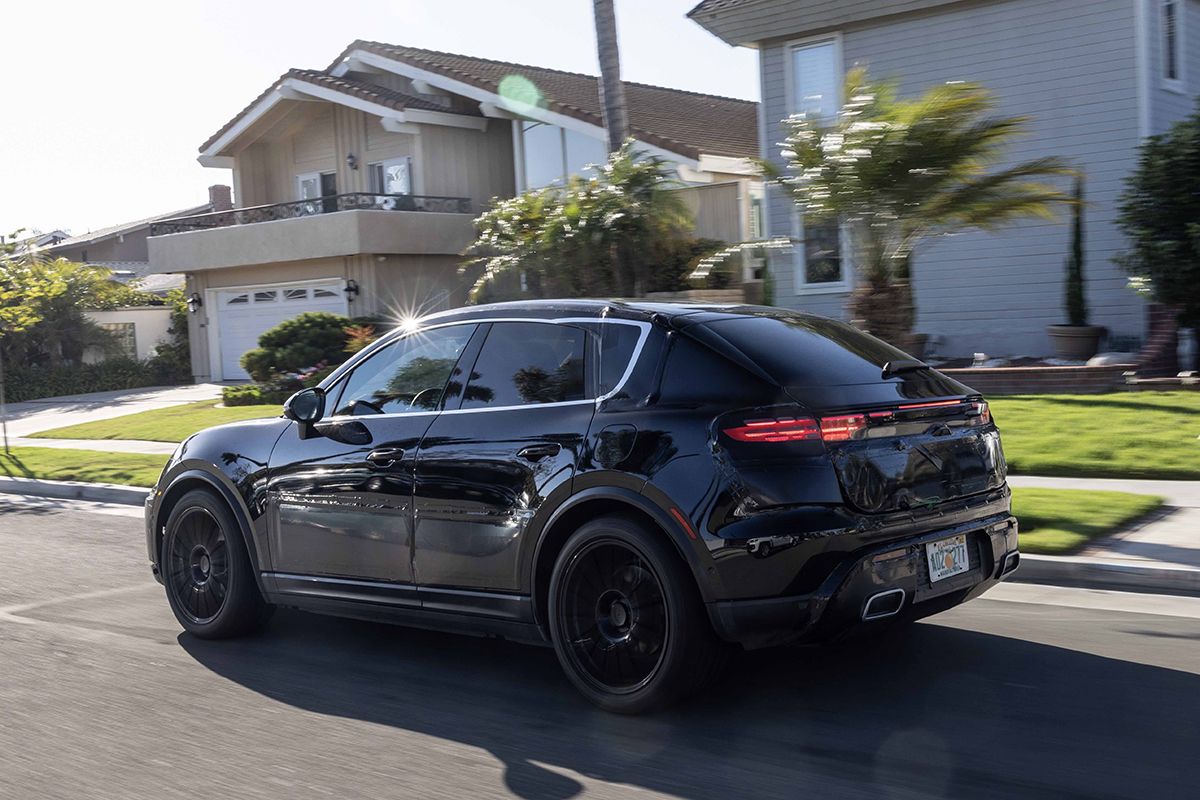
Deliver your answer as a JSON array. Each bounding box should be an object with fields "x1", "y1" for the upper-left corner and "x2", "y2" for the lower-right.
[
  {"x1": 779, "y1": 67, "x2": 1074, "y2": 344},
  {"x1": 592, "y1": 0, "x2": 630, "y2": 153}
]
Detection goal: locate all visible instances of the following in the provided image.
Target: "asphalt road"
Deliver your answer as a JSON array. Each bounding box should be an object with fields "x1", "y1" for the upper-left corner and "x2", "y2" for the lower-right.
[{"x1": 2, "y1": 496, "x2": 1198, "y2": 800}]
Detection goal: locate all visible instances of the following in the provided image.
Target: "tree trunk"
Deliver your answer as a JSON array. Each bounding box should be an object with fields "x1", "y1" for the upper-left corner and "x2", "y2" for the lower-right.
[{"x1": 592, "y1": 0, "x2": 630, "y2": 154}]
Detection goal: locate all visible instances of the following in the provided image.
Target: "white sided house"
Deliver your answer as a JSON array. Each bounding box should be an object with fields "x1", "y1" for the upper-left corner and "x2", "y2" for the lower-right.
[
  {"x1": 148, "y1": 41, "x2": 762, "y2": 382},
  {"x1": 690, "y1": 0, "x2": 1200, "y2": 357}
]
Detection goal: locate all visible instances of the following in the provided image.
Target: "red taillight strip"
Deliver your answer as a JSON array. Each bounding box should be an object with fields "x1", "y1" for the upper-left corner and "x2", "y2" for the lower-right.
[
  {"x1": 897, "y1": 399, "x2": 964, "y2": 411},
  {"x1": 818, "y1": 414, "x2": 867, "y2": 441},
  {"x1": 722, "y1": 418, "x2": 821, "y2": 442}
]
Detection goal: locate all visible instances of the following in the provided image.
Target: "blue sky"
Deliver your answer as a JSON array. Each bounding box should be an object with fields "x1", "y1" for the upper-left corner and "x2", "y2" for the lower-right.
[{"x1": 0, "y1": 0, "x2": 757, "y2": 236}]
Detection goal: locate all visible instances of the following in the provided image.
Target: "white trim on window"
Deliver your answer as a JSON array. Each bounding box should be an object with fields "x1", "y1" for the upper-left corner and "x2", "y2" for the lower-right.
[
  {"x1": 1162, "y1": 0, "x2": 1187, "y2": 93},
  {"x1": 784, "y1": 32, "x2": 849, "y2": 295}
]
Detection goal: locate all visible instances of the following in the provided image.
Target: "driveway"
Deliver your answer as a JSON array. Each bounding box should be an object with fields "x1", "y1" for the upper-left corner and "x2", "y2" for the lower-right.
[{"x1": 2, "y1": 384, "x2": 223, "y2": 438}]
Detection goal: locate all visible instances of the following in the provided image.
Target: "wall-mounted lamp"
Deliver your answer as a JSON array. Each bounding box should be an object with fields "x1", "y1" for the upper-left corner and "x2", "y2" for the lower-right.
[
  {"x1": 186, "y1": 292, "x2": 203, "y2": 314},
  {"x1": 346, "y1": 153, "x2": 359, "y2": 171},
  {"x1": 344, "y1": 279, "x2": 360, "y2": 302}
]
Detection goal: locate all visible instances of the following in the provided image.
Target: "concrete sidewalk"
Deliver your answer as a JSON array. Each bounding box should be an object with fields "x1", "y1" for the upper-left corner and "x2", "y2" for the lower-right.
[
  {"x1": 5, "y1": 437, "x2": 178, "y2": 455},
  {"x1": 1008, "y1": 475, "x2": 1200, "y2": 593},
  {"x1": 2, "y1": 384, "x2": 223, "y2": 439}
]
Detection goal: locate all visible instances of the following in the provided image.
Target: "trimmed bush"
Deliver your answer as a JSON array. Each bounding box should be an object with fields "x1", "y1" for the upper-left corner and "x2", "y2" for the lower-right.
[
  {"x1": 221, "y1": 385, "x2": 293, "y2": 407},
  {"x1": 240, "y1": 312, "x2": 351, "y2": 384},
  {"x1": 1, "y1": 358, "x2": 171, "y2": 403}
]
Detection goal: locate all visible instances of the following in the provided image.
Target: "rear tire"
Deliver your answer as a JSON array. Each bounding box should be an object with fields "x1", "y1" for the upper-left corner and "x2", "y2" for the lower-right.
[
  {"x1": 548, "y1": 514, "x2": 728, "y2": 714},
  {"x1": 161, "y1": 489, "x2": 272, "y2": 639}
]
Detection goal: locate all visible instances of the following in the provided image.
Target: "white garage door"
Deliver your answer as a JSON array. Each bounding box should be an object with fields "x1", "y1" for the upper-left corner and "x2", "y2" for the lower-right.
[{"x1": 215, "y1": 282, "x2": 346, "y2": 380}]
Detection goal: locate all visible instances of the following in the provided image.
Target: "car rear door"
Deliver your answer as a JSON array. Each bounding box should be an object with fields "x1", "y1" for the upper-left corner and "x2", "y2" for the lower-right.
[
  {"x1": 265, "y1": 323, "x2": 479, "y2": 596},
  {"x1": 412, "y1": 320, "x2": 596, "y2": 607}
]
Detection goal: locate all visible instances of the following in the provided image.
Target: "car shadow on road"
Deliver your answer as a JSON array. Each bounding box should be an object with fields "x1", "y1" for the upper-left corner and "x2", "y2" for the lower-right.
[{"x1": 179, "y1": 608, "x2": 1200, "y2": 800}]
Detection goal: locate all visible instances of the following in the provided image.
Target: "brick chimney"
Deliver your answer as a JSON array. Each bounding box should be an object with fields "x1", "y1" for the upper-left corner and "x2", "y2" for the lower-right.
[{"x1": 208, "y1": 184, "x2": 233, "y2": 212}]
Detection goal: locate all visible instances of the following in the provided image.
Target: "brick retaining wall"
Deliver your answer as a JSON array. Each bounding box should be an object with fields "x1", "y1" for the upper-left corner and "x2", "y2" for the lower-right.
[{"x1": 942, "y1": 364, "x2": 1135, "y2": 395}]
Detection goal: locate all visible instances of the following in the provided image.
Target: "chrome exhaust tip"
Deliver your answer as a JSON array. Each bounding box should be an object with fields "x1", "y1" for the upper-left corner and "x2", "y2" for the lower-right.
[
  {"x1": 862, "y1": 588, "x2": 906, "y2": 621},
  {"x1": 1000, "y1": 551, "x2": 1021, "y2": 577}
]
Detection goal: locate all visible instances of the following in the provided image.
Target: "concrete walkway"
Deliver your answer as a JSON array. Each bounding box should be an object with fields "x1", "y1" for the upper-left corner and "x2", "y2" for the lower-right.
[
  {"x1": 1009, "y1": 475, "x2": 1200, "y2": 572},
  {"x1": 2, "y1": 384, "x2": 222, "y2": 439},
  {"x1": 1008, "y1": 475, "x2": 1200, "y2": 508}
]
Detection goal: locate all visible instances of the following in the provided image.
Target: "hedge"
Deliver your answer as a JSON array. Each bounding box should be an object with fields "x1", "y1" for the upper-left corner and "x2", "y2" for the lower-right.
[
  {"x1": 222, "y1": 384, "x2": 294, "y2": 407},
  {"x1": 0, "y1": 359, "x2": 183, "y2": 404}
]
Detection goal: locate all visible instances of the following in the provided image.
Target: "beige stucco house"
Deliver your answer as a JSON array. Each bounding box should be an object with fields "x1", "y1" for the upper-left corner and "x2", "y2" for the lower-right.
[{"x1": 147, "y1": 41, "x2": 761, "y2": 382}]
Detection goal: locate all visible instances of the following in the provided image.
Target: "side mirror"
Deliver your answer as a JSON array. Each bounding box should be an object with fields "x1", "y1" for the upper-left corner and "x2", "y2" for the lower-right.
[{"x1": 283, "y1": 388, "x2": 326, "y2": 438}]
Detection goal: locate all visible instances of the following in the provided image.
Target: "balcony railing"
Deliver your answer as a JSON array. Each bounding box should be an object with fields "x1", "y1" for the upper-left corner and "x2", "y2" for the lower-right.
[{"x1": 149, "y1": 192, "x2": 473, "y2": 236}]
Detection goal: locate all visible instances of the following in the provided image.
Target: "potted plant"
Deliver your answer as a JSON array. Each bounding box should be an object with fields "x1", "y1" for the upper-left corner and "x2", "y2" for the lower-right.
[{"x1": 1048, "y1": 175, "x2": 1104, "y2": 359}]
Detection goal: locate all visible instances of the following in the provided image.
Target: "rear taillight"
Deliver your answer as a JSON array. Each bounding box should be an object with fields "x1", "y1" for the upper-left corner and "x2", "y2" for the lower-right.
[
  {"x1": 722, "y1": 414, "x2": 868, "y2": 443},
  {"x1": 818, "y1": 414, "x2": 867, "y2": 441},
  {"x1": 722, "y1": 418, "x2": 821, "y2": 442}
]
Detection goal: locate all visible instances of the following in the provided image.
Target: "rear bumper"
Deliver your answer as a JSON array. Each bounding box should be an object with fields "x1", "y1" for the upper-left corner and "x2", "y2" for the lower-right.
[{"x1": 706, "y1": 513, "x2": 1019, "y2": 648}]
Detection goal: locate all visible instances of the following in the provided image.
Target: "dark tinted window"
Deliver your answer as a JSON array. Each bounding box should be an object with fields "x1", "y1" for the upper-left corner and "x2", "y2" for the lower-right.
[
  {"x1": 461, "y1": 322, "x2": 586, "y2": 408},
  {"x1": 334, "y1": 324, "x2": 475, "y2": 415},
  {"x1": 598, "y1": 323, "x2": 643, "y2": 396},
  {"x1": 702, "y1": 314, "x2": 911, "y2": 386}
]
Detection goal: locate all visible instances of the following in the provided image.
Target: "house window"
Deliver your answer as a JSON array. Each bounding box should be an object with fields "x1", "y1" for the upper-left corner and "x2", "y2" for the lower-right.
[
  {"x1": 1163, "y1": 0, "x2": 1185, "y2": 88},
  {"x1": 369, "y1": 157, "x2": 413, "y2": 196},
  {"x1": 789, "y1": 35, "x2": 846, "y2": 290},
  {"x1": 790, "y1": 37, "x2": 841, "y2": 124},
  {"x1": 100, "y1": 322, "x2": 137, "y2": 360},
  {"x1": 519, "y1": 122, "x2": 607, "y2": 189}
]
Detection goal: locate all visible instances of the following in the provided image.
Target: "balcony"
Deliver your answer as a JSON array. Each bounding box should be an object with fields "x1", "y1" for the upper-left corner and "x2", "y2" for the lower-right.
[{"x1": 147, "y1": 193, "x2": 477, "y2": 272}]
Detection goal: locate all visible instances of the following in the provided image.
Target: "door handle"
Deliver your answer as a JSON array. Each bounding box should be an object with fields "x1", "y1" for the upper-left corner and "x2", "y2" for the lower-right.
[
  {"x1": 518, "y1": 443, "x2": 562, "y2": 462},
  {"x1": 366, "y1": 447, "x2": 406, "y2": 468}
]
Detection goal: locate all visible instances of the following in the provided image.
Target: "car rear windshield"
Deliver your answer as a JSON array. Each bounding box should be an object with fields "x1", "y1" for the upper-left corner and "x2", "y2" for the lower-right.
[{"x1": 701, "y1": 314, "x2": 913, "y2": 386}]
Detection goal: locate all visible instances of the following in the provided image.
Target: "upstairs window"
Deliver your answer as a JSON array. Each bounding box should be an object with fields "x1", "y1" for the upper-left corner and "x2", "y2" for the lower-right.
[
  {"x1": 1163, "y1": 0, "x2": 1185, "y2": 89},
  {"x1": 789, "y1": 35, "x2": 846, "y2": 291},
  {"x1": 369, "y1": 157, "x2": 413, "y2": 196},
  {"x1": 790, "y1": 37, "x2": 841, "y2": 125}
]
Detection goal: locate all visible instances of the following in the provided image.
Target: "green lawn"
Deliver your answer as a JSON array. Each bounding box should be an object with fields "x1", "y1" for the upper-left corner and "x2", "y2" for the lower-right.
[
  {"x1": 30, "y1": 400, "x2": 279, "y2": 444},
  {"x1": 0, "y1": 447, "x2": 169, "y2": 488},
  {"x1": 991, "y1": 392, "x2": 1200, "y2": 480},
  {"x1": 1012, "y1": 487, "x2": 1163, "y2": 555}
]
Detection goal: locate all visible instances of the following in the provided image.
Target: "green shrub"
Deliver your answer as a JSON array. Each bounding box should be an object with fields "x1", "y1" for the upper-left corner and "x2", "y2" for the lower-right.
[
  {"x1": 239, "y1": 312, "x2": 351, "y2": 383},
  {"x1": 221, "y1": 384, "x2": 293, "y2": 407},
  {"x1": 0, "y1": 358, "x2": 172, "y2": 403}
]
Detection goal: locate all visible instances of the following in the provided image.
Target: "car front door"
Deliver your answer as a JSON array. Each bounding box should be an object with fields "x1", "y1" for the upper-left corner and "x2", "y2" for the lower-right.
[
  {"x1": 265, "y1": 323, "x2": 480, "y2": 598},
  {"x1": 413, "y1": 320, "x2": 596, "y2": 607}
]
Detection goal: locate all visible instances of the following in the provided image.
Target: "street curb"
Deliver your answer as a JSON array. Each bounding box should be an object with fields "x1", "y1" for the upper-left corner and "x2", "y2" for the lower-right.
[
  {"x1": 1011, "y1": 554, "x2": 1200, "y2": 597},
  {"x1": 0, "y1": 476, "x2": 149, "y2": 506}
]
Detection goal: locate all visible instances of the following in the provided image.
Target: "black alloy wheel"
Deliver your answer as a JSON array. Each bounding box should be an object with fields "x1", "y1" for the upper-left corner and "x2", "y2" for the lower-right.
[
  {"x1": 162, "y1": 488, "x2": 272, "y2": 639},
  {"x1": 559, "y1": 540, "x2": 669, "y2": 694},
  {"x1": 166, "y1": 506, "x2": 230, "y2": 624},
  {"x1": 549, "y1": 515, "x2": 730, "y2": 714}
]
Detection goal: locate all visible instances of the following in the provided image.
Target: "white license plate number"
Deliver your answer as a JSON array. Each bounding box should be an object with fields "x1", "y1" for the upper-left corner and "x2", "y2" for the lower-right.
[{"x1": 926, "y1": 534, "x2": 970, "y2": 583}]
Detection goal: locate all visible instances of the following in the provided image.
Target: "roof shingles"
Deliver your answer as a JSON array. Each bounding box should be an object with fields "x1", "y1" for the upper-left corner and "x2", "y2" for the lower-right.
[{"x1": 204, "y1": 41, "x2": 758, "y2": 161}]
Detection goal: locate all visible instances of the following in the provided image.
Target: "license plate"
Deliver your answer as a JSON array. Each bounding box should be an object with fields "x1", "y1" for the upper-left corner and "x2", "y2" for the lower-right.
[{"x1": 926, "y1": 534, "x2": 970, "y2": 583}]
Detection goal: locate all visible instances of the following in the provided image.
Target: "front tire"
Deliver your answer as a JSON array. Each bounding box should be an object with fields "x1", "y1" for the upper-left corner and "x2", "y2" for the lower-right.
[
  {"x1": 161, "y1": 489, "x2": 271, "y2": 639},
  {"x1": 548, "y1": 514, "x2": 728, "y2": 714}
]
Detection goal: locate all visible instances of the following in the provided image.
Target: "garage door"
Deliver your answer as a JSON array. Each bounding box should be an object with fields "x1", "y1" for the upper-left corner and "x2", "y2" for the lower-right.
[{"x1": 215, "y1": 282, "x2": 346, "y2": 380}]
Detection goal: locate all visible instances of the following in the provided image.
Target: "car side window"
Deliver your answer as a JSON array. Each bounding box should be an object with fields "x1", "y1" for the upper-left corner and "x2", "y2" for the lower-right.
[
  {"x1": 460, "y1": 322, "x2": 586, "y2": 409},
  {"x1": 333, "y1": 324, "x2": 476, "y2": 416}
]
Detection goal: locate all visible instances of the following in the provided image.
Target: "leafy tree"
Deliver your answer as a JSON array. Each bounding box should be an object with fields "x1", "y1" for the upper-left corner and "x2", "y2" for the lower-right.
[
  {"x1": 463, "y1": 141, "x2": 693, "y2": 299},
  {"x1": 0, "y1": 239, "x2": 150, "y2": 367},
  {"x1": 777, "y1": 67, "x2": 1073, "y2": 343},
  {"x1": 1116, "y1": 103, "x2": 1200, "y2": 326}
]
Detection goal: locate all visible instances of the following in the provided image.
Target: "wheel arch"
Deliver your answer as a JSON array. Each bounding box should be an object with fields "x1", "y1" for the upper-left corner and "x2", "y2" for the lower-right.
[
  {"x1": 529, "y1": 486, "x2": 712, "y2": 635},
  {"x1": 154, "y1": 468, "x2": 268, "y2": 595}
]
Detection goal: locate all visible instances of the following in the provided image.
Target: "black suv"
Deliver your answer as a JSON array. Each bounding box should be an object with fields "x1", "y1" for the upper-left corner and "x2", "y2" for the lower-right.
[{"x1": 146, "y1": 301, "x2": 1018, "y2": 713}]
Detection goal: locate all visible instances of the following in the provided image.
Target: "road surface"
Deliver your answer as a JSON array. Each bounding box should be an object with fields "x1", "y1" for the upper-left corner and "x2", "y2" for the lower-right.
[{"x1": 1, "y1": 495, "x2": 1197, "y2": 799}]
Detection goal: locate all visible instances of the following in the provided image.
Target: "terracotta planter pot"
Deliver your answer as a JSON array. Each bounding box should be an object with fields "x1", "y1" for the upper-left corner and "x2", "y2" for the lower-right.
[{"x1": 1047, "y1": 324, "x2": 1104, "y2": 361}]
